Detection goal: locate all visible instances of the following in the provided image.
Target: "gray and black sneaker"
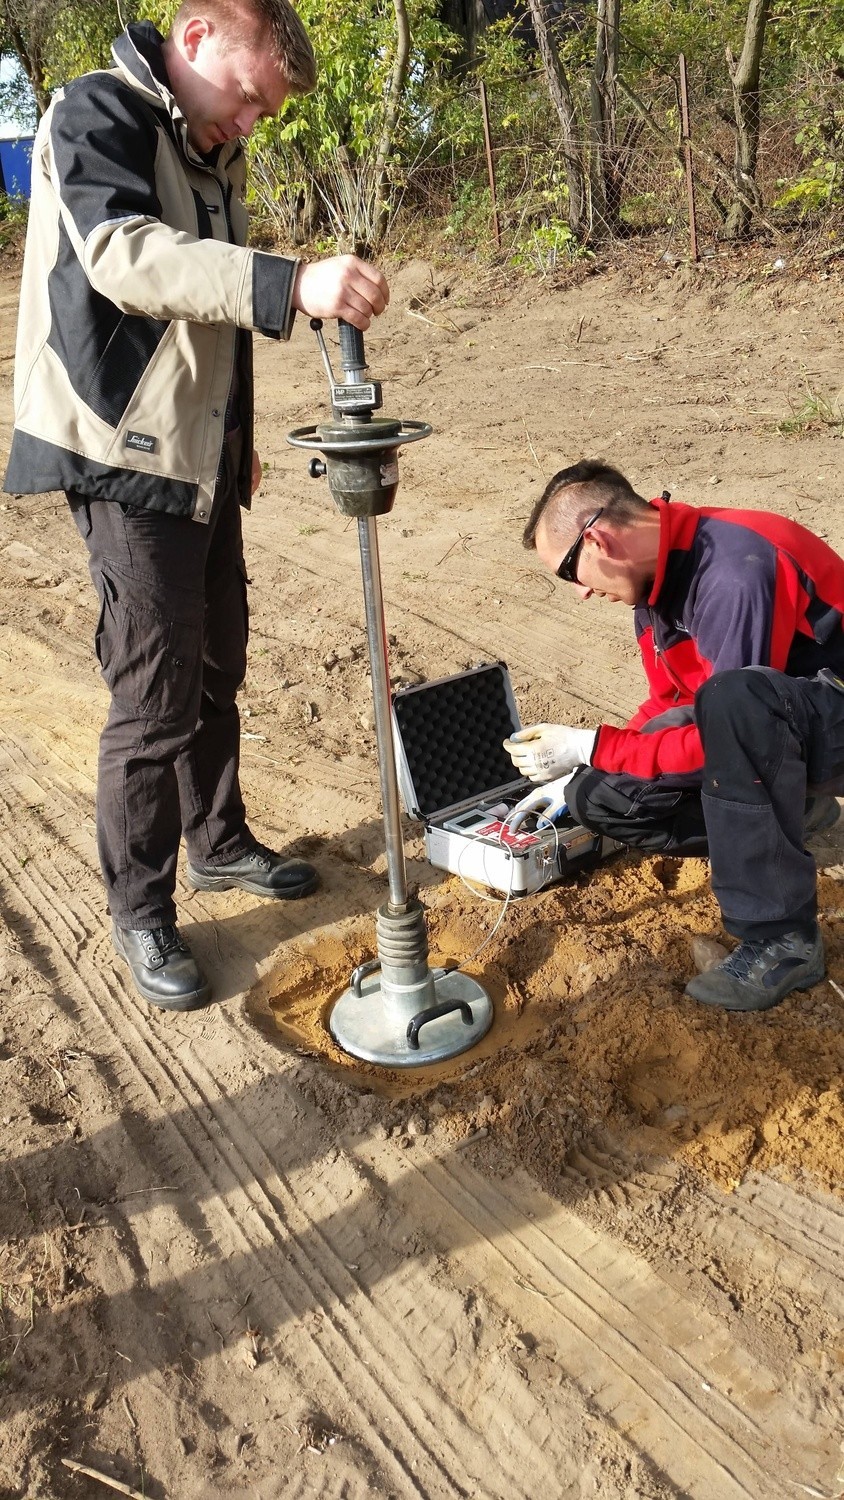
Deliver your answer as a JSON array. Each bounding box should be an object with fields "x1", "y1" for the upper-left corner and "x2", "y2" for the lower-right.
[{"x1": 684, "y1": 926, "x2": 825, "y2": 1011}]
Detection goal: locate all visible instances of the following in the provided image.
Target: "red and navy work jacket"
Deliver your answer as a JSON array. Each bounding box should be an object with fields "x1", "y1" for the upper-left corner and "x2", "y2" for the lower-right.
[{"x1": 593, "y1": 497, "x2": 844, "y2": 781}]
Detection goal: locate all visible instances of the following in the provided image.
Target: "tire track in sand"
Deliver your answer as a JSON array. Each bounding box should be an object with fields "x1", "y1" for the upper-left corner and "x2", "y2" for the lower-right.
[
  {"x1": 354, "y1": 1132, "x2": 844, "y2": 1500},
  {"x1": 0, "y1": 728, "x2": 677, "y2": 1499}
]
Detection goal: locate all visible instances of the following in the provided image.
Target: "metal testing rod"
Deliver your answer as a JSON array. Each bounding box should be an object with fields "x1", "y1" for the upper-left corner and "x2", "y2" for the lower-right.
[{"x1": 287, "y1": 319, "x2": 493, "y2": 1067}]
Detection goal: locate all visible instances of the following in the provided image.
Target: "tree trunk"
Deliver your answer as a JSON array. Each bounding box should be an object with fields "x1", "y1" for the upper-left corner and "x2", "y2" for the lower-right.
[
  {"x1": 5, "y1": 13, "x2": 50, "y2": 115},
  {"x1": 723, "y1": 0, "x2": 769, "y2": 239},
  {"x1": 525, "y1": 0, "x2": 585, "y2": 238},
  {"x1": 438, "y1": 0, "x2": 488, "y2": 68},
  {"x1": 373, "y1": 0, "x2": 411, "y2": 244},
  {"x1": 589, "y1": 0, "x2": 620, "y2": 237}
]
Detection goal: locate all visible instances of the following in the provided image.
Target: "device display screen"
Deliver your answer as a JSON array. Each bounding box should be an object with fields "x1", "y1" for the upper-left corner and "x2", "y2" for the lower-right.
[{"x1": 446, "y1": 809, "x2": 496, "y2": 832}]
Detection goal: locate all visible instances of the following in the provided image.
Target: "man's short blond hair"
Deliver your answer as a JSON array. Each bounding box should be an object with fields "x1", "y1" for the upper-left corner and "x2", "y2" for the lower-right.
[{"x1": 171, "y1": 0, "x2": 317, "y2": 94}]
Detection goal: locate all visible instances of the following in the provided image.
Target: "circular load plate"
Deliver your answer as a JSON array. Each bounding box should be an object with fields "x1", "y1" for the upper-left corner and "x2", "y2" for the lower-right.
[{"x1": 329, "y1": 969, "x2": 494, "y2": 1068}]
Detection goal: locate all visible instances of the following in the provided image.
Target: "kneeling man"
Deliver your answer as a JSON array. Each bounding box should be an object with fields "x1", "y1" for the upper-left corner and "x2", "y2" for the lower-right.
[{"x1": 506, "y1": 460, "x2": 844, "y2": 1012}]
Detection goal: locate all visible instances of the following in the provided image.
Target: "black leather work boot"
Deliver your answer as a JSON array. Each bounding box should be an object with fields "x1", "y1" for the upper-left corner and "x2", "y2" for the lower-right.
[
  {"x1": 112, "y1": 924, "x2": 212, "y2": 1011},
  {"x1": 186, "y1": 841, "x2": 319, "y2": 900},
  {"x1": 684, "y1": 925, "x2": 824, "y2": 1011}
]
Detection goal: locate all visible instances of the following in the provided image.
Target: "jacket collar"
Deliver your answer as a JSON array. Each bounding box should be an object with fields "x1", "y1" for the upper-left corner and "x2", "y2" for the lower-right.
[
  {"x1": 647, "y1": 496, "x2": 702, "y2": 607},
  {"x1": 112, "y1": 22, "x2": 172, "y2": 108}
]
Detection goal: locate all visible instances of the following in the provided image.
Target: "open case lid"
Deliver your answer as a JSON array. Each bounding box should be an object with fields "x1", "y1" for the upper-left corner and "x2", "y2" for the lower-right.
[{"x1": 391, "y1": 661, "x2": 527, "y2": 820}]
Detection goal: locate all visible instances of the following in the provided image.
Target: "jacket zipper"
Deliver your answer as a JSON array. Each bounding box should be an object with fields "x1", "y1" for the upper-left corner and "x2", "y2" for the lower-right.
[
  {"x1": 205, "y1": 169, "x2": 236, "y2": 499},
  {"x1": 221, "y1": 174, "x2": 234, "y2": 241},
  {"x1": 650, "y1": 609, "x2": 687, "y2": 701}
]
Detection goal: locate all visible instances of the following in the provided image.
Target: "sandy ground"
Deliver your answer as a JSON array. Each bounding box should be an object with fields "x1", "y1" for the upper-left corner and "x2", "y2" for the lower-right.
[{"x1": 1, "y1": 246, "x2": 844, "y2": 1499}]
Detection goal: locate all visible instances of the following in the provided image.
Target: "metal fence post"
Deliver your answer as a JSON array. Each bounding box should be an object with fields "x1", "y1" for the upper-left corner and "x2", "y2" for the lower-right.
[
  {"x1": 479, "y1": 81, "x2": 502, "y2": 250},
  {"x1": 678, "y1": 53, "x2": 699, "y2": 262}
]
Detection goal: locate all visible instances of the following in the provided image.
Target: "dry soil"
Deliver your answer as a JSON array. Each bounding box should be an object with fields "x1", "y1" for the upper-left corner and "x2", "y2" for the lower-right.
[{"x1": 1, "y1": 247, "x2": 844, "y2": 1500}]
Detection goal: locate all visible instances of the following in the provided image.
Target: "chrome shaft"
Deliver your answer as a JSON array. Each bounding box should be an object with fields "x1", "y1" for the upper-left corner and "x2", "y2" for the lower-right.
[{"x1": 357, "y1": 516, "x2": 408, "y2": 911}]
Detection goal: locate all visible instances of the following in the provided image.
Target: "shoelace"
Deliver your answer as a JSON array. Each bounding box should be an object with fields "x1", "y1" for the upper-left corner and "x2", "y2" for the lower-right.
[
  {"x1": 722, "y1": 935, "x2": 804, "y2": 982},
  {"x1": 247, "y1": 843, "x2": 276, "y2": 872},
  {"x1": 721, "y1": 941, "x2": 771, "y2": 982},
  {"x1": 142, "y1": 925, "x2": 185, "y2": 959}
]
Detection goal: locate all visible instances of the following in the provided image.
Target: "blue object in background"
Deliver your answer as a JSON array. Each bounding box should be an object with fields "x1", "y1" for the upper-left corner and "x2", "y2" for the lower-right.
[{"x1": 0, "y1": 136, "x2": 35, "y2": 199}]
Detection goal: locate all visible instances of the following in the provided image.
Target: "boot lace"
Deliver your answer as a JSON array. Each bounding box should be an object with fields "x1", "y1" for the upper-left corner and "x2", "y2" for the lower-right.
[
  {"x1": 720, "y1": 940, "x2": 770, "y2": 982},
  {"x1": 247, "y1": 843, "x2": 276, "y2": 872},
  {"x1": 142, "y1": 925, "x2": 186, "y2": 959},
  {"x1": 721, "y1": 933, "x2": 807, "y2": 983}
]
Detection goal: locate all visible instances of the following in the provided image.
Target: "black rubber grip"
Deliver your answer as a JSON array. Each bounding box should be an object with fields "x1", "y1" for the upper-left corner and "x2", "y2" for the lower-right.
[
  {"x1": 338, "y1": 318, "x2": 366, "y2": 373},
  {"x1": 406, "y1": 998, "x2": 474, "y2": 1050}
]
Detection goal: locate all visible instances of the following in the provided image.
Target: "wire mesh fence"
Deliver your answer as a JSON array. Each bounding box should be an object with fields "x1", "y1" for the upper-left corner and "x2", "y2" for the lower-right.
[
  {"x1": 244, "y1": 31, "x2": 844, "y2": 267},
  {"x1": 374, "y1": 57, "x2": 844, "y2": 263}
]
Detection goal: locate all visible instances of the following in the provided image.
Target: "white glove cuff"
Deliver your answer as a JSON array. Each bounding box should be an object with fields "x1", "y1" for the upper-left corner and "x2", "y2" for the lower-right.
[{"x1": 574, "y1": 728, "x2": 597, "y2": 765}]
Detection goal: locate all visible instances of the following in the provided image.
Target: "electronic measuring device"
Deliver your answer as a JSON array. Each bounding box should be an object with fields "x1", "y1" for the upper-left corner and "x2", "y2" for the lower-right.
[{"x1": 392, "y1": 662, "x2": 619, "y2": 896}]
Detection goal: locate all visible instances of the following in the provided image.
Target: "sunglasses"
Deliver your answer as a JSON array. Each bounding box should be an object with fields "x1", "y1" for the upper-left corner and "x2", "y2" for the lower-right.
[{"x1": 555, "y1": 506, "x2": 604, "y2": 583}]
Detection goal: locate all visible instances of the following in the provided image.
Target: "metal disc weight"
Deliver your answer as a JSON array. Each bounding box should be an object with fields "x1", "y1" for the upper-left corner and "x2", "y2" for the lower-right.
[{"x1": 329, "y1": 969, "x2": 494, "y2": 1068}]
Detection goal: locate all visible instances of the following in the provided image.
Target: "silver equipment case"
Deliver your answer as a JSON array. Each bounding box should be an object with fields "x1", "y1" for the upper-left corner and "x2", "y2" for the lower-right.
[{"x1": 391, "y1": 662, "x2": 619, "y2": 896}]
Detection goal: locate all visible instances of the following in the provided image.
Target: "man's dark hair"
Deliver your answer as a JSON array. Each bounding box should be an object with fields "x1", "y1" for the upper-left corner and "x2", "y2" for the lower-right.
[
  {"x1": 523, "y1": 459, "x2": 649, "y2": 550},
  {"x1": 172, "y1": 0, "x2": 317, "y2": 93}
]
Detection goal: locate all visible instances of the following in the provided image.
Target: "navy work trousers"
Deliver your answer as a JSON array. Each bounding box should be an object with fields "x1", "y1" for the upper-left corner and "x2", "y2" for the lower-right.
[
  {"x1": 68, "y1": 443, "x2": 251, "y2": 929},
  {"x1": 566, "y1": 667, "x2": 844, "y2": 941}
]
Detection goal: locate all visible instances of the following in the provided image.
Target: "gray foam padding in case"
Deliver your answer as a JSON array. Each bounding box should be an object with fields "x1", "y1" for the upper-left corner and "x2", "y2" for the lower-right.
[{"x1": 392, "y1": 664, "x2": 519, "y2": 816}]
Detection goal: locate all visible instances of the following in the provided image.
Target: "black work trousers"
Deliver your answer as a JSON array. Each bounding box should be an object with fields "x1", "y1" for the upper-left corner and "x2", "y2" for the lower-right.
[
  {"x1": 566, "y1": 667, "x2": 844, "y2": 942},
  {"x1": 68, "y1": 442, "x2": 251, "y2": 929}
]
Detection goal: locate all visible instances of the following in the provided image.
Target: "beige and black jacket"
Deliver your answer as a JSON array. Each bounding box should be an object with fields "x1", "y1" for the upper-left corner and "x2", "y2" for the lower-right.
[{"x1": 5, "y1": 22, "x2": 298, "y2": 522}]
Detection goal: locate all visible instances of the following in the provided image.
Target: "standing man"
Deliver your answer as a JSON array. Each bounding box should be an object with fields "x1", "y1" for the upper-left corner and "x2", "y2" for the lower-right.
[
  {"x1": 4, "y1": 1, "x2": 390, "y2": 1011},
  {"x1": 504, "y1": 460, "x2": 844, "y2": 1012}
]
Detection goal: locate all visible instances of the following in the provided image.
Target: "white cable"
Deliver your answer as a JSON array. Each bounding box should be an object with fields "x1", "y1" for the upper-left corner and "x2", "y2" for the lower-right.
[
  {"x1": 451, "y1": 808, "x2": 563, "y2": 972},
  {"x1": 452, "y1": 836, "x2": 516, "y2": 970},
  {"x1": 455, "y1": 833, "x2": 507, "y2": 903}
]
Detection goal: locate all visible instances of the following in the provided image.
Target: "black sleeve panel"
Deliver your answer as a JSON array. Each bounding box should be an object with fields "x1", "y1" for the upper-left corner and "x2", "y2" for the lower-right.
[
  {"x1": 252, "y1": 250, "x2": 298, "y2": 339},
  {"x1": 50, "y1": 73, "x2": 163, "y2": 242}
]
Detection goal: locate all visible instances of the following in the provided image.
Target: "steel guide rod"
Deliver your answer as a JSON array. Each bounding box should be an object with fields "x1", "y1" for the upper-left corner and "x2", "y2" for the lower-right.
[
  {"x1": 357, "y1": 515, "x2": 408, "y2": 910},
  {"x1": 287, "y1": 319, "x2": 494, "y2": 1067}
]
